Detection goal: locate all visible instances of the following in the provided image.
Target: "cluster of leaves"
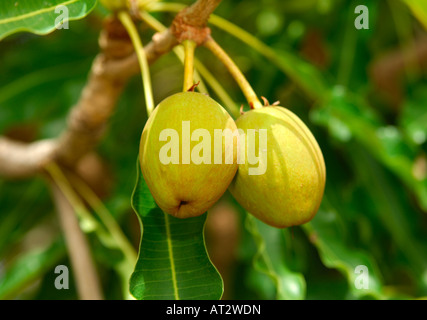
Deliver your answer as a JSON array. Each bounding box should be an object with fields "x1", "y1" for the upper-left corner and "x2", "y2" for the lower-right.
[{"x1": 1, "y1": 0, "x2": 427, "y2": 300}]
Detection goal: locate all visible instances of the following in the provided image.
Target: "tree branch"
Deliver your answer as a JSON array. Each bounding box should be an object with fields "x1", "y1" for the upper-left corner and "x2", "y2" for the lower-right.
[
  {"x1": 0, "y1": 137, "x2": 56, "y2": 178},
  {"x1": 176, "y1": 0, "x2": 222, "y2": 28},
  {"x1": 0, "y1": 0, "x2": 222, "y2": 178}
]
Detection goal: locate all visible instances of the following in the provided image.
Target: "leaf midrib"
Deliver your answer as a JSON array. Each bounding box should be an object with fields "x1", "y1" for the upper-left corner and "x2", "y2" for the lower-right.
[
  {"x1": 164, "y1": 212, "x2": 180, "y2": 300},
  {"x1": 0, "y1": 0, "x2": 78, "y2": 25}
]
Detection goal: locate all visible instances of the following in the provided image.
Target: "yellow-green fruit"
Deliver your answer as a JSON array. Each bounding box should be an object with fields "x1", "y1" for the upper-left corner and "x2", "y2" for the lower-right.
[
  {"x1": 229, "y1": 106, "x2": 326, "y2": 228},
  {"x1": 139, "y1": 92, "x2": 238, "y2": 218}
]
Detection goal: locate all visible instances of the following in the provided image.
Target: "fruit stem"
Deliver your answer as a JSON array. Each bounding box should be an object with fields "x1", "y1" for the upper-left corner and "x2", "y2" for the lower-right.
[
  {"x1": 194, "y1": 59, "x2": 240, "y2": 118},
  {"x1": 182, "y1": 39, "x2": 197, "y2": 91},
  {"x1": 139, "y1": 11, "x2": 210, "y2": 94},
  {"x1": 204, "y1": 37, "x2": 262, "y2": 109},
  {"x1": 139, "y1": 11, "x2": 240, "y2": 117},
  {"x1": 118, "y1": 11, "x2": 155, "y2": 116}
]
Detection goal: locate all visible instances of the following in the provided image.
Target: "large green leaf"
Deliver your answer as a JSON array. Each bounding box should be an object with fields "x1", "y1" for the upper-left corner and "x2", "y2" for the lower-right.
[
  {"x1": 129, "y1": 162, "x2": 223, "y2": 300},
  {"x1": 0, "y1": 0, "x2": 97, "y2": 41}
]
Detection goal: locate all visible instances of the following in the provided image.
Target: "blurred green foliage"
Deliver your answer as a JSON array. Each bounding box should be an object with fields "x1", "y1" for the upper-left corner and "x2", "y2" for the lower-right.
[{"x1": 1, "y1": 0, "x2": 427, "y2": 300}]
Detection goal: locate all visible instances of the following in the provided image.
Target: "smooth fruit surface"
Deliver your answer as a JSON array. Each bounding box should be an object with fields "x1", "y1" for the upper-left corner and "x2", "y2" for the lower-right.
[
  {"x1": 139, "y1": 92, "x2": 238, "y2": 218},
  {"x1": 229, "y1": 106, "x2": 326, "y2": 228}
]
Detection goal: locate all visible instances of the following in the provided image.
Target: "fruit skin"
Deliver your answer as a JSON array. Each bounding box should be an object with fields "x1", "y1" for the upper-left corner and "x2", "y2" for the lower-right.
[
  {"x1": 139, "y1": 92, "x2": 238, "y2": 218},
  {"x1": 228, "y1": 106, "x2": 326, "y2": 228}
]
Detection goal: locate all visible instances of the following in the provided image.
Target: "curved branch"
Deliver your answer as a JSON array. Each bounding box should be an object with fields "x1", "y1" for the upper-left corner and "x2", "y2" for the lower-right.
[
  {"x1": 0, "y1": 0, "x2": 222, "y2": 179},
  {"x1": 0, "y1": 137, "x2": 56, "y2": 178}
]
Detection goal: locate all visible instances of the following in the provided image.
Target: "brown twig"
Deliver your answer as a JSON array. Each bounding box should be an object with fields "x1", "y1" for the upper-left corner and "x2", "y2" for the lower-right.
[
  {"x1": 177, "y1": 0, "x2": 221, "y2": 28},
  {"x1": 171, "y1": 0, "x2": 218, "y2": 45}
]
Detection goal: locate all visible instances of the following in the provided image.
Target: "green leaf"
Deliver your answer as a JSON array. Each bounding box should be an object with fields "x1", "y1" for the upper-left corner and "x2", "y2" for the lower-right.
[
  {"x1": 349, "y1": 146, "x2": 427, "y2": 281},
  {"x1": 0, "y1": 0, "x2": 97, "y2": 41},
  {"x1": 129, "y1": 161, "x2": 223, "y2": 300},
  {"x1": 303, "y1": 204, "x2": 385, "y2": 299},
  {"x1": 313, "y1": 86, "x2": 427, "y2": 211},
  {"x1": 0, "y1": 238, "x2": 66, "y2": 299},
  {"x1": 245, "y1": 214, "x2": 306, "y2": 300},
  {"x1": 399, "y1": 85, "x2": 427, "y2": 146},
  {"x1": 0, "y1": 179, "x2": 52, "y2": 258}
]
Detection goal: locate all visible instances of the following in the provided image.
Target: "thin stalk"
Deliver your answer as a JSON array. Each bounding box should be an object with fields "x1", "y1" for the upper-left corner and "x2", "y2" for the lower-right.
[
  {"x1": 118, "y1": 11, "x2": 155, "y2": 115},
  {"x1": 146, "y1": 2, "x2": 185, "y2": 13},
  {"x1": 182, "y1": 40, "x2": 197, "y2": 91},
  {"x1": 45, "y1": 163, "x2": 98, "y2": 231},
  {"x1": 67, "y1": 173, "x2": 137, "y2": 300},
  {"x1": 45, "y1": 162, "x2": 103, "y2": 300},
  {"x1": 68, "y1": 173, "x2": 137, "y2": 264},
  {"x1": 173, "y1": 47, "x2": 209, "y2": 93},
  {"x1": 204, "y1": 37, "x2": 262, "y2": 109},
  {"x1": 46, "y1": 163, "x2": 136, "y2": 299},
  {"x1": 194, "y1": 59, "x2": 239, "y2": 118}
]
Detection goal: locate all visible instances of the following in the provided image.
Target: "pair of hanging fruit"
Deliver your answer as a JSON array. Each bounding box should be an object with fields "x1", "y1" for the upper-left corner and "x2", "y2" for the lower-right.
[{"x1": 139, "y1": 91, "x2": 325, "y2": 228}]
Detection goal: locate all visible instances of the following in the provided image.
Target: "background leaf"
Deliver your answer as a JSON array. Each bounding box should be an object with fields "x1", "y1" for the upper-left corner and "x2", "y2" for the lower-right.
[
  {"x1": 312, "y1": 86, "x2": 427, "y2": 211},
  {"x1": 245, "y1": 214, "x2": 306, "y2": 300},
  {"x1": 0, "y1": 238, "x2": 66, "y2": 300},
  {"x1": 303, "y1": 206, "x2": 385, "y2": 299},
  {"x1": 402, "y1": 0, "x2": 427, "y2": 31}
]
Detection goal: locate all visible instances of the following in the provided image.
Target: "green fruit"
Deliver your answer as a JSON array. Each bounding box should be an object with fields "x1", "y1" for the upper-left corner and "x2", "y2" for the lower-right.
[
  {"x1": 139, "y1": 92, "x2": 238, "y2": 218},
  {"x1": 229, "y1": 106, "x2": 326, "y2": 228}
]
